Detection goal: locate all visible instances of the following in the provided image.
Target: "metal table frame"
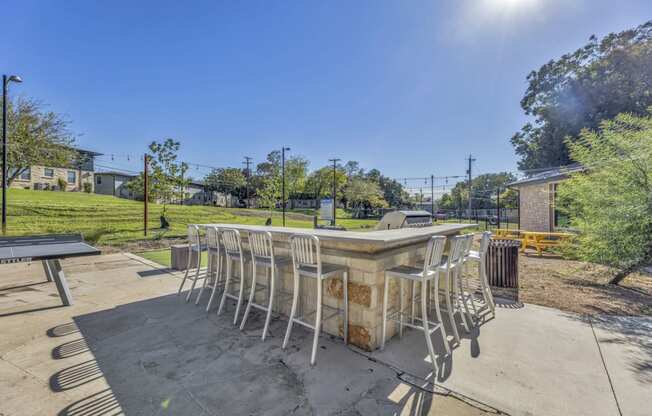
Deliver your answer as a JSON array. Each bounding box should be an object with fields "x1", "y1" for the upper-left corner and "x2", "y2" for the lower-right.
[{"x1": 0, "y1": 234, "x2": 101, "y2": 306}]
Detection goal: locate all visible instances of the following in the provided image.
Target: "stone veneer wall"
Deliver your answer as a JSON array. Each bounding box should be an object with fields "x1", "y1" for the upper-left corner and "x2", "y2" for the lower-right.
[{"x1": 518, "y1": 183, "x2": 553, "y2": 232}]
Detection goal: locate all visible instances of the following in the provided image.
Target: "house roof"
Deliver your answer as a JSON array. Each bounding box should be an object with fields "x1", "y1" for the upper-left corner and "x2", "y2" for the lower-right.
[
  {"x1": 95, "y1": 170, "x2": 138, "y2": 178},
  {"x1": 508, "y1": 164, "x2": 585, "y2": 188}
]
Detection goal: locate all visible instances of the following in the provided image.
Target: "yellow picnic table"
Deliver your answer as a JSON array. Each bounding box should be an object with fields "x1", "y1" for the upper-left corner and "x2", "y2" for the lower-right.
[{"x1": 492, "y1": 229, "x2": 574, "y2": 255}]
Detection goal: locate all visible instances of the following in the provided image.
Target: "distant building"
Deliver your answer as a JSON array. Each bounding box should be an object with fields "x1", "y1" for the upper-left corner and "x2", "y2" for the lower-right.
[
  {"x1": 94, "y1": 171, "x2": 138, "y2": 199},
  {"x1": 9, "y1": 148, "x2": 102, "y2": 192},
  {"x1": 508, "y1": 165, "x2": 584, "y2": 232}
]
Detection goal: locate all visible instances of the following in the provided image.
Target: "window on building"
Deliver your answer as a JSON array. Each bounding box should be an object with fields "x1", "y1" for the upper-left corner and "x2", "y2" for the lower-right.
[
  {"x1": 43, "y1": 168, "x2": 54, "y2": 178},
  {"x1": 552, "y1": 183, "x2": 570, "y2": 229},
  {"x1": 97, "y1": 176, "x2": 102, "y2": 185},
  {"x1": 68, "y1": 171, "x2": 77, "y2": 184}
]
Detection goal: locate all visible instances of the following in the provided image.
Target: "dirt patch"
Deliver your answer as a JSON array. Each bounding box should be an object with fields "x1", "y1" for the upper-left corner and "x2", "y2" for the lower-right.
[{"x1": 517, "y1": 253, "x2": 652, "y2": 316}]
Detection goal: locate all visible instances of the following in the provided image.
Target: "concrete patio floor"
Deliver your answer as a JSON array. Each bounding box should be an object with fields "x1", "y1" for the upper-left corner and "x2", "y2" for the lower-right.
[{"x1": 0, "y1": 253, "x2": 649, "y2": 416}]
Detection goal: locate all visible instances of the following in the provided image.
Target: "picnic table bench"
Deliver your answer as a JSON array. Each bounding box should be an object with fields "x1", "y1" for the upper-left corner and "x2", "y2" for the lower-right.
[{"x1": 492, "y1": 229, "x2": 574, "y2": 256}]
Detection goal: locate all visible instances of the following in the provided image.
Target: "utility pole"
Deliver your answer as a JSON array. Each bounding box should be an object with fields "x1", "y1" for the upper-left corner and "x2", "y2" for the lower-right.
[
  {"x1": 328, "y1": 158, "x2": 340, "y2": 226},
  {"x1": 466, "y1": 154, "x2": 475, "y2": 221},
  {"x1": 243, "y1": 156, "x2": 252, "y2": 208},
  {"x1": 144, "y1": 154, "x2": 149, "y2": 236},
  {"x1": 281, "y1": 147, "x2": 290, "y2": 226},
  {"x1": 430, "y1": 174, "x2": 435, "y2": 220},
  {"x1": 496, "y1": 187, "x2": 501, "y2": 229}
]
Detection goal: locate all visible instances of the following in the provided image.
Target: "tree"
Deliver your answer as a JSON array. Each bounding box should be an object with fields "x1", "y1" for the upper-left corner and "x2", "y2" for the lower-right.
[
  {"x1": 128, "y1": 139, "x2": 188, "y2": 214},
  {"x1": 1, "y1": 97, "x2": 76, "y2": 185},
  {"x1": 305, "y1": 165, "x2": 347, "y2": 206},
  {"x1": 511, "y1": 21, "x2": 652, "y2": 170},
  {"x1": 437, "y1": 172, "x2": 516, "y2": 210},
  {"x1": 557, "y1": 109, "x2": 652, "y2": 276},
  {"x1": 364, "y1": 169, "x2": 410, "y2": 207},
  {"x1": 344, "y1": 177, "x2": 388, "y2": 216},
  {"x1": 205, "y1": 167, "x2": 246, "y2": 206},
  {"x1": 285, "y1": 156, "x2": 309, "y2": 197}
]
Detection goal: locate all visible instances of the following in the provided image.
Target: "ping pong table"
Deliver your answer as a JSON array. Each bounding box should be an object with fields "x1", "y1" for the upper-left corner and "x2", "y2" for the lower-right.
[{"x1": 0, "y1": 234, "x2": 101, "y2": 306}]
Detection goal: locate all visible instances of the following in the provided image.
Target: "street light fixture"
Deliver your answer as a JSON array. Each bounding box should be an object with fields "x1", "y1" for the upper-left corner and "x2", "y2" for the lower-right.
[
  {"x1": 281, "y1": 147, "x2": 290, "y2": 227},
  {"x1": 2, "y1": 74, "x2": 23, "y2": 234}
]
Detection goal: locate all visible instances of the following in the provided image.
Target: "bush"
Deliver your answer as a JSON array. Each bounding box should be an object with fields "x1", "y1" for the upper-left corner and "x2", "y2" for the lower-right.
[
  {"x1": 83, "y1": 182, "x2": 92, "y2": 193},
  {"x1": 557, "y1": 109, "x2": 652, "y2": 270},
  {"x1": 57, "y1": 177, "x2": 67, "y2": 191}
]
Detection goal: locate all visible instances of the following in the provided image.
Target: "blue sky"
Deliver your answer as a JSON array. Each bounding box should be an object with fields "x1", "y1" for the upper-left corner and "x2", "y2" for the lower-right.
[{"x1": 2, "y1": 0, "x2": 650, "y2": 190}]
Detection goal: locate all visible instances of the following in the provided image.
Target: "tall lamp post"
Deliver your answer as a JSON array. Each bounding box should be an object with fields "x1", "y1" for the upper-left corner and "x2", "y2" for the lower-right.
[
  {"x1": 281, "y1": 147, "x2": 290, "y2": 226},
  {"x1": 2, "y1": 74, "x2": 22, "y2": 235},
  {"x1": 328, "y1": 158, "x2": 340, "y2": 226}
]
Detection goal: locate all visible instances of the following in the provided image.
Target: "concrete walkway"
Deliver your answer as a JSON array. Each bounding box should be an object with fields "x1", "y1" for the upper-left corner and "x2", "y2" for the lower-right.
[{"x1": 0, "y1": 253, "x2": 649, "y2": 416}]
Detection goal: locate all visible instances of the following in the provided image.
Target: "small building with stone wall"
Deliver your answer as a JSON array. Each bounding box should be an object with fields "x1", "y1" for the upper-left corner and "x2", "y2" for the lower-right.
[
  {"x1": 9, "y1": 148, "x2": 101, "y2": 193},
  {"x1": 508, "y1": 165, "x2": 584, "y2": 232}
]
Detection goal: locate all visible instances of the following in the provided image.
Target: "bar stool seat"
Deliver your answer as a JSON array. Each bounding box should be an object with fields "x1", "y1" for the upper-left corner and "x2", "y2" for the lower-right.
[
  {"x1": 296, "y1": 263, "x2": 343, "y2": 278},
  {"x1": 386, "y1": 265, "x2": 439, "y2": 281}
]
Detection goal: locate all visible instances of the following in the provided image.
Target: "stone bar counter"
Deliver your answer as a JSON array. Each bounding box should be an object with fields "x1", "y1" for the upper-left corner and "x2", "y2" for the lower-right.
[{"x1": 200, "y1": 223, "x2": 473, "y2": 351}]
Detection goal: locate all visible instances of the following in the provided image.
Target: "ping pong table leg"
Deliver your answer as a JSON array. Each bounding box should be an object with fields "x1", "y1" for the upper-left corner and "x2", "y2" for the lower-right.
[
  {"x1": 42, "y1": 260, "x2": 54, "y2": 282},
  {"x1": 45, "y1": 259, "x2": 74, "y2": 306}
]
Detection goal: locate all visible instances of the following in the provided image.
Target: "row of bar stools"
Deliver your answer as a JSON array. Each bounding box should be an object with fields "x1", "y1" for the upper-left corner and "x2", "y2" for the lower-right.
[
  {"x1": 177, "y1": 225, "x2": 349, "y2": 366},
  {"x1": 282, "y1": 234, "x2": 348, "y2": 366}
]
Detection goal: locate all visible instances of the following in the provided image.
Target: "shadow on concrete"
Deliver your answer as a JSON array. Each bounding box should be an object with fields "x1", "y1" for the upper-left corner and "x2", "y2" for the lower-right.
[
  {"x1": 137, "y1": 268, "x2": 175, "y2": 278},
  {"x1": 47, "y1": 322, "x2": 80, "y2": 338},
  {"x1": 42, "y1": 289, "x2": 496, "y2": 416},
  {"x1": 0, "y1": 304, "x2": 64, "y2": 318},
  {"x1": 57, "y1": 388, "x2": 122, "y2": 416},
  {"x1": 52, "y1": 338, "x2": 90, "y2": 360},
  {"x1": 50, "y1": 360, "x2": 103, "y2": 392}
]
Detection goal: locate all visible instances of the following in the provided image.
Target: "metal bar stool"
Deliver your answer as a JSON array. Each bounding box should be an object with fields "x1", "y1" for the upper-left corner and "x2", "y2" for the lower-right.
[
  {"x1": 177, "y1": 225, "x2": 207, "y2": 302},
  {"x1": 239, "y1": 230, "x2": 291, "y2": 340},
  {"x1": 217, "y1": 228, "x2": 248, "y2": 325},
  {"x1": 454, "y1": 234, "x2": 479, "y2": 322},
  {"x1": 463, "y1": 232, "x2": 495, "y2": 318},
  {"x1": 381, "y1": 236, "x2": 451, "y2": 366},
  {"x1": 198, "y1": 226, "x2": 225, "y2": 311},
  {"x1": 436, "y1": 234, "x2": 474, "y2": 344},
  {"x1": 282, "y1": 234, "x2": 348, "y2": 366}
]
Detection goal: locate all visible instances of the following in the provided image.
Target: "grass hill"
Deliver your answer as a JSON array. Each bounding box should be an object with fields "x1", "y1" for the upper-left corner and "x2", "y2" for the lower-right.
[{"x1": 3, "y1": 189, "x2": 377, "y2": 246}]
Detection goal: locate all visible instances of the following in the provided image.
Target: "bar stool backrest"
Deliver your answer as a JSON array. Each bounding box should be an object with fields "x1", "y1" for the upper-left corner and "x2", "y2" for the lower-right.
[
  {"x1": 478, "y1": 231, "x2": 492, "y2": 260},
  {"x1": 220, "y1": 228, "x2": 243, "y2": 258},
  {"x1": 290, "y1": 234, "x2": 321, "y2": 272},
  {"x1": 463, "y1": 233, "x2": 474, "y2": 257},
  {"x1": 187, "y1": 224, "x2": 201, "y2": 248},
  {"x1": 206, "y1": 226, "x2": 220, "y2": 254},
  {"x1": 447, "y1": 234, "x2": 470, "y2": 268},
  {"x1": 423, "y1": 235, "x2": 446, "y2": 274},
  {"x1": 249, "y1": 230, "x2": 274, "y2": 262}
]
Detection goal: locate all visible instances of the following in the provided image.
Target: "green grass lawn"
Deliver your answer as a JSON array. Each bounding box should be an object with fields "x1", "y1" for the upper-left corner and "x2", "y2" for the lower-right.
[{"x1": 2, "y1": 189, "x2": 378, "y2": 246}]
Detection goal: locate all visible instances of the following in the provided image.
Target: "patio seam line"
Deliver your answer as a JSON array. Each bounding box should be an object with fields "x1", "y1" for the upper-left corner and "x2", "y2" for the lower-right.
[
  {"x1": 588, "y1": 316, "x2": 623, "y2": 416},
  {"x1": 123, "y1": 252, "x2": 183, "y2": 277}
]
